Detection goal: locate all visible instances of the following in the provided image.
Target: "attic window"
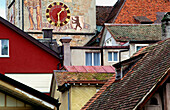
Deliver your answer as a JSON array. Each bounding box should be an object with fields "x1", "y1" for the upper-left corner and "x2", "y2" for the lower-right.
[
  {"x1": 150, "y1": 97, "x2": 158, "y2": 105},
  {"x1": 135, "y1": 44, "x2": 148, "y2": 52},
  {"x1": 0, "y1": 40, "x2": 9, "y2": 57},
  {"x1": 133, "y1": 16, "x2": 153, "y2": 24}
]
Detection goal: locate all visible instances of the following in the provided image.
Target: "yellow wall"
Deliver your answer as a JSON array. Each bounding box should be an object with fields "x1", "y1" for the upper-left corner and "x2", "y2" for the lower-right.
[
  {"x1": 59, "y1": 86, "x2": 98, "y2": 110},
  {"x1": 60, "y1": 90, "x2": 69, "y2": 110},
  {"x1": 70, "y1": 86, "x2": 96, "y2": 110}
]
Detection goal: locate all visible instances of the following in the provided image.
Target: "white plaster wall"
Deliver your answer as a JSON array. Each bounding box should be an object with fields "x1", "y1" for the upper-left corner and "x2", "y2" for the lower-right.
[{"x1": 71, "y1": 49, "x2": 101, "y2": 66}]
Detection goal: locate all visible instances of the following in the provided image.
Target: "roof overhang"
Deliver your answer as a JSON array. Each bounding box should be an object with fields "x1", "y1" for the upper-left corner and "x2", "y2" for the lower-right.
[
  {"x1": 58, "y1": 80, "x2": 106, "y2": 92},
  {"x1": 0, "y1": 73, "x2": 60, "y2": 108}
]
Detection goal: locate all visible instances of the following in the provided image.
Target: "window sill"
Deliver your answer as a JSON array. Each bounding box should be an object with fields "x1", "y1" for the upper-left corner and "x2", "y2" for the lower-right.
[
  {"x1": 0, "y1": 55, "x2": 10, "y2": 58},
  {"x1": 108, "y1": 61, "x2": 119, "y2": 62}
]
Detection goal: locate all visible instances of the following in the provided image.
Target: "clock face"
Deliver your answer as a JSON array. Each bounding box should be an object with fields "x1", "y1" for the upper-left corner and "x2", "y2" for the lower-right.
[{"x1": 46, "y1": 2, "x2": 71, "y2": 27}]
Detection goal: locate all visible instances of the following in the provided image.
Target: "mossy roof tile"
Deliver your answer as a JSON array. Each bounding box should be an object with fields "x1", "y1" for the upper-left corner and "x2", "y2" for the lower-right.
[{"x1": 106, "y1": 24, "x2": 162, "y2": 41}]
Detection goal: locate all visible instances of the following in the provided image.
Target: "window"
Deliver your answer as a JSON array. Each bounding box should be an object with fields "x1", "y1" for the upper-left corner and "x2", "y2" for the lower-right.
[
  {"x1": 86, "y1": 52, "x2": 100, "y2": 66},
  {"x1": 150, "y1": 97, "x2": 158, "y2": 105},
  {"x1": 135, "y1": 44, "x2": 149, "y2": 52},
  {"x1": 108, "y1": 52, "x2": 118, "y2": 62},
  {"x1": 0, "y1": 40, "x2": 9, "y2": 57}
]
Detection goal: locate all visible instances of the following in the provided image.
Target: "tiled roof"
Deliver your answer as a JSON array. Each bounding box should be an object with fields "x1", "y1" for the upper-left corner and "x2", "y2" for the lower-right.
[
  {"x1": 96, "y1": 6, "x2": 113, "y2": 25},
  {"x1": 96, "y1": 0, "x2": 126, "y2": 25},
  {"x1": 55, "y1": 72, "x2": 114, "y2": 86},
  {"x1": 64, "y1": 66, "x2": 115, "y2": 73},
  {"x1": 82, "y1": 38, "x2": 170, "y2": 109},
  {"x1": 106, "y1": 24, "x2": 162, "y2": 42},
  {"x1": 114, "y1": 0, "x2": 170, "y2": 24}
]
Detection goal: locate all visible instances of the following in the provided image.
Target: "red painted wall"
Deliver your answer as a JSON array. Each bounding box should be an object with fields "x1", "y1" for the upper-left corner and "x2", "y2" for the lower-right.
[{"x1": 0, "y1": 22, "x2": 60, "y2": 74}]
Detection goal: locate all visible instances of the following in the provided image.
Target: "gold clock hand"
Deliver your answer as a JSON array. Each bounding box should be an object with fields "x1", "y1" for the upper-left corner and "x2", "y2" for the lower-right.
[{"x1": 57, "y1": 8, "x2": 65, "y2": 26}]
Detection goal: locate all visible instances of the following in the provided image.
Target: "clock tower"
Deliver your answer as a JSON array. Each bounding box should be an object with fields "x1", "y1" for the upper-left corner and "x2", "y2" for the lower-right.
[{"x1": 6, "y1": 0, "x2": 96, "y2": 46}]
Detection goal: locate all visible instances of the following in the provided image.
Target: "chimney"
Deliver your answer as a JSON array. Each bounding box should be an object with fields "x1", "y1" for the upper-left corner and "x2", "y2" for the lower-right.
[
  {"x1": 161, "y1": 12, "x2": 170, "y2": 40},
  {"x1": 60, "y1": 37, "x2": 72, "y2": 66},
  {"x1": 42, "y1": 28, "x2": 54, "y2": 48}
]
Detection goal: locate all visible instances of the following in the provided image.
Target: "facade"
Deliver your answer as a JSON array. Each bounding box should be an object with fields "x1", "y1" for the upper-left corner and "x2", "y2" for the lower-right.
[
  {"x1": 82, "y1": 38, "x2": 170, "y2": 110},
  {"x1": 0, "y1": 17, "x2": 61, "y2": 95},
  {"x1": 6, "y1": 0, "x2": 96, "y2": 46},
  {"x1": 53, "y1": 66, "x2": 115, "y2": 110},
  {"x1": 100, "y1": 24, "x2": 162, "y2": 57},
  {"x1": 70, "y1": 46, "x2": 129, "y2": 66}
]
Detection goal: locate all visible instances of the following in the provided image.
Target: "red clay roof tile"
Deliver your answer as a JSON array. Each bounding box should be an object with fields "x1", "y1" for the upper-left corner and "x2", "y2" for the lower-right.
[
  {"x1": 74, "y1": 66, "x2": 87, "y2": 73},
  {"x1": 83, "y1": 66, "x2": 96, "y2": 73},
  {"x1": 64, "y1": 66, "x2": 115, "y2": 73},
  {"x1": 114, "y1": 0, "x2": 170, "y2": 24}
]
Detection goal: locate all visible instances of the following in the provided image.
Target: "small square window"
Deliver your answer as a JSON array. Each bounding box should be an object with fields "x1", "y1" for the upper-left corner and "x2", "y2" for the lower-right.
[
  {"x1": 108, "y1": 52, "x2": 118, "y2": 62},
  {"x1": 0, "y1": 40, "x2": 9, "y2": 57},
  {"x1": 135, "y1": 44, "x2": 148, "y2": 52}
]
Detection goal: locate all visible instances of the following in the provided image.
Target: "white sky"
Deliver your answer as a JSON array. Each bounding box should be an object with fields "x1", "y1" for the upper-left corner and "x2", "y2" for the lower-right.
[
  {"x1": 0, "y1": 0, "x2": 6, "y2": 19},
  {"x1": 96, "y1": 0, "x2": 118, "y2": 6},
  {"x1": 0, "y1": 0, "x2": 118, "y2": 19}
]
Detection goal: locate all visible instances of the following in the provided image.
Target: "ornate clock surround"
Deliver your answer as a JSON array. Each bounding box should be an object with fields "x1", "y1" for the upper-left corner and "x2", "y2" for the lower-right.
[{"x1": 46, "y1": 2, "x2": 71, "y2": 27}]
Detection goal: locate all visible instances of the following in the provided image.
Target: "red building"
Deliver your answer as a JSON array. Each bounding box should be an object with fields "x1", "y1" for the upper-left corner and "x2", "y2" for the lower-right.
[{"x1": 0, "y1": 17, "x2": 61, "y2": 95}]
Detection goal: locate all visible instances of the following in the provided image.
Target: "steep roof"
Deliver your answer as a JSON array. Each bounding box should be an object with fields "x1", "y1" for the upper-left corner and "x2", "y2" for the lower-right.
[
  {"x1": 0, "y1": 73, "x2": 60, "y2": 109},
  {"x1": 106, "y1": 24, "x2": 162, "y2": 42},
  {"x1": 96, "y1": 6, "x2": 113, "y2": 26},
  {"x1": 114, "y1": 0, "x2": 170, "y2": 24},
  {"x1": 96, "y1": 0, "x2": 126, "y2": 26},
  {"x1": 0, "y1": 17, "x2": 60, "y2": 59},
  {"x1": 82, "y1": 38, "x2": 170, "y2": 109}
]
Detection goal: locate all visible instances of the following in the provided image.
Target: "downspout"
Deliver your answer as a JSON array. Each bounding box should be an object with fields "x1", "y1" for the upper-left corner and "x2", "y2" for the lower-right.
[
  {"x1": 68, "y1": 89, "x2": 70, "y2": 110},
  {"x1": 22, "y1": 0, "x2": 24, "y2": 30},
  {"x1": 119, "y1": 49, "x2": 129, "y2": 78},
  {"x1": 65, "y1": 84, "x2": 70, "y2": 110},
  {"x1": 101, "y1": 47, "x2": 104, "y2": 66}
]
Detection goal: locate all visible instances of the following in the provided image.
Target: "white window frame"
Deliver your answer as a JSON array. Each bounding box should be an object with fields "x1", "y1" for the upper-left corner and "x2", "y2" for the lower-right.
[
  {"x1": 0, "y1": 39, "x2": 9, "y2": 57},
  {"x1": 85, "y1": 52, "x2": 101, "y2": 66},
  {"x1": 108, "y1": 51, "x2": 119, "y2": 62},
  {"x1": 135, "y1": 44, "x2": 149, "y2": 52}
]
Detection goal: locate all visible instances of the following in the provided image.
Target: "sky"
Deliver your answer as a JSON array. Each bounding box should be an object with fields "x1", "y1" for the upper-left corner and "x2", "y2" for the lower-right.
[
  {"x1": 0, "y1": 0, "x2": 118, "y2": 19},
  {"x1": 0, "y1": 0, "x2": 6, "y2": 19}
]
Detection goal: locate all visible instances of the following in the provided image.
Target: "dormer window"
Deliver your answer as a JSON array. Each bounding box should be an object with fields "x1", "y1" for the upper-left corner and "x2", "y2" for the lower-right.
[
  {"x1": 135, "y1": 44, "x2": 149, "y2": 52},
  {"x1": 150, "y1": 97, "x2": 158, "y2": 105},
  {"x1": 0, "y1": 40, "x2": 9, "y2": 57}
]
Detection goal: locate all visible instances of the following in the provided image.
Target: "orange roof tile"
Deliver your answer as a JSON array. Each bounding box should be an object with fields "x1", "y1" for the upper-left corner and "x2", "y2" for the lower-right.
[{"x1": 114, "y1": 0, "x2": 170, "y2": 24}]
